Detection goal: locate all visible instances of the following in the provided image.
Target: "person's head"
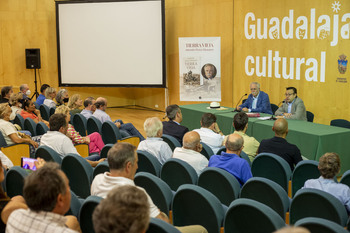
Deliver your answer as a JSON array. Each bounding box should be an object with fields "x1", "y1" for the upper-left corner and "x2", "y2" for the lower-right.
[
  {"x1": 55, "y1": 89, "x2": 69, "y2": 104},
  {"x1": 22, "y1": 99, "x2": 36, "y2": 113},
  {"x1": 273, "y1": 226, "x2": 310, "y2": 233},
  {"x1": 93, "y1": 185, "x2": 149, "y2": 233},
  {"x1": 144, "y1": 117, "x2": 163, "y2": 138},
  {"x1": 49, "y1": 113, "x2": 68, "y2": 134},
  {"x1": 19, "y1": 84, "x2": 30, "y2": 96},
  {"x1": 68, "y1": 94, "x2": 83, "y2": 109},
  {"x1": 285, "y1": 87, "x2": 297, "y2": 103},
  {"x1": 0, "y1": 103, "x2": 12, "y2": 121},
  {"x1": 94, "y1": 97, "x2": 107, "y2": 111},
  {"x1": 9, "y1": 93, "x2": 23, "y2": 107},
  {"x1": 40, "y1": 84, "x2": 50, "y2": 95},
  {"x1": 200, "y1": 113, "x2": 217, "y2": 128},
  {"x1": 233, "y1": 112, "x2": 248, "y2": 132},
  {"x1": 23, "y1": 162, "x2": 71, "y2": 215},
  {"x1": 165, "y1": 104, "x2": 182, "y2": 122},
  {"x1": 1, "y1": 86, "x2": 13, "y2": 99},
  {"x1": 45, "y1": 87, "x2": 56, "y2": 99},
  {"x1": 318, "y1": 152, "x2": 341, "y2": 179},
  {"x1": 203, "y1": 64, "x2": 215, "y2": 79},
  {"x1": 183, "y1": 131, "x2": 202, "y2": 152},
  {"x1": 272, "y1": 118, "x2": 288, "y2": 137},
  {"x1": 107, "y1": 143, "x2": 138, "y2": 180},
  {"x1": 83, "y1": 97, "x2": 96, "y2": 111},
  {"x1": 225, "y1": 133, "x2": 244, "y2": 155},
  {"x1": 250, "y1": 82, "x2": 260, "y2": 97},
  {"x1": 55, "y1": 105, "x2": 71, "y2": 123}
]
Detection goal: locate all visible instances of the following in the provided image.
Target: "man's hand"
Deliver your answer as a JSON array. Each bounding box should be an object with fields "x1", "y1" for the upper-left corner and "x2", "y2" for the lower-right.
[
  {"x1": 283, "y1": 113, "x2": 292, "y2": 118},
  {"x1": 29, "y1": 140, "x2": 39, "y2": 148},
  {"x1": 34, "y1": 157, "x2": 46, "y2": 169}
]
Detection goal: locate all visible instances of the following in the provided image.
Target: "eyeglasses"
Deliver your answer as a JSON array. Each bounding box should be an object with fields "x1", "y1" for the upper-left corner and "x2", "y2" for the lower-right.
[{"x1": 285, "y1": 93, "x2": 295, "y2": 96}]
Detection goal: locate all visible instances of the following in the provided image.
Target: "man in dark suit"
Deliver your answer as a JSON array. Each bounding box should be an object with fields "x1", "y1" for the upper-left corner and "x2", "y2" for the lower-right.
[
  {"x1": 162, "y1": 104, "x2": 189, "y2": 145},
  {"x1": 237, "y1": 82, "x2": 273, "y2": 114}
]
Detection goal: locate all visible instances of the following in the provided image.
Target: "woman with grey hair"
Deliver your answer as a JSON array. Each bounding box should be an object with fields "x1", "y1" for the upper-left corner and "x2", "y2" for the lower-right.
[{"x1": 55, "y1": 89, "x2": 69, "y2": 107}]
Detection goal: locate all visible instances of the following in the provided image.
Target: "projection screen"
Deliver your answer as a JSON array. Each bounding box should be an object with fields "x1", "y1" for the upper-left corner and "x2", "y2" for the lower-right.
[{"x1": 56, "y1": 0, "x2": 165, "y2": 87}]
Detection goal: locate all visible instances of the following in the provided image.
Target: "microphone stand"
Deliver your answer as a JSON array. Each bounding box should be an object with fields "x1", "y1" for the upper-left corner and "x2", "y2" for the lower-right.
[{"x1": 233, "y1": 94, "x2": 248, "y2": 112}]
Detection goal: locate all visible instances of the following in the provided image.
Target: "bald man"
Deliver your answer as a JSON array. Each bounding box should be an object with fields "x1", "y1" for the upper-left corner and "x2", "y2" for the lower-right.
[
  {"x1": 258, "y1": 118, "x2": 302, "y2": 171},
  {"x1": 209, "y1": 134, "x2": 252, "y2": 187},
  {"x1": 172, "y1": 131, "x2": 209, "y2": 175}
]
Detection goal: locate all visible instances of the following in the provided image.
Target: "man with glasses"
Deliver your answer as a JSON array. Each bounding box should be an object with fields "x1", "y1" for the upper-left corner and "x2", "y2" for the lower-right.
[
  {"x1": 276, "y1": 87, "x2": 307, "y2": 121},
  {"x1": 237, "y1": 82, "x2": 273, "y2": 114}
]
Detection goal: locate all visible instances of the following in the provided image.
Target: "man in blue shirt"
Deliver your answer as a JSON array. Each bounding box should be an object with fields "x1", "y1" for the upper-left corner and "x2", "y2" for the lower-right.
[
  {"x1": 36, "y1": 84, "x2": 50, "y2": 105},
  {"x1": 237, "y1": 82, "x2": 273, "y2": 115},
  {"x1": 208, "y1": 133, "x2": 252, "y2": 186}
]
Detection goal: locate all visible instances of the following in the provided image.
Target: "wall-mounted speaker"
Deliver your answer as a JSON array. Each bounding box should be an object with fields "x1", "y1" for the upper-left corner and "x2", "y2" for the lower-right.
[{"x1": 25, "y1": 48, "x2": 41, "y2": 69}]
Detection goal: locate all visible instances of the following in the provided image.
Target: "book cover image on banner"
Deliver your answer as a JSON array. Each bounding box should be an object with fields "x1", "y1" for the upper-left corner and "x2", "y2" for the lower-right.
[{"x1": 179, "y1": 37, "x2": 221, "y2": 101}]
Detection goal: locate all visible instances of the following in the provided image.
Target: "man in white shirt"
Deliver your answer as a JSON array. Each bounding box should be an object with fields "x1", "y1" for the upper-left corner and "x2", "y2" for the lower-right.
[
  {"x1": 137, "y1": 117, "x2": 172, "y2": 165},
  {"x1": 80, "y1": 97, "x2": 95, "y2": 119},
  {"x1": 193, "y1": 113, "x2": 225, "y2": 154},
  {"x1": 173, "y1": 131, "x2": 208, "y2": 175}
]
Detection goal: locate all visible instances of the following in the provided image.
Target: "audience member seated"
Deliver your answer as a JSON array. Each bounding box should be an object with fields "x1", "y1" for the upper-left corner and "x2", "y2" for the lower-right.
[
  {"x1": 80, "y1": 97, "x2": 95, "y2": 119},
  {"x1": 55, "y1": 89, "x2": 69, "y2": 107},
  {"x1": 173, "y1": 131, "x2": 208, "y2": 175},
  {"x1": 93, "y1": 97, "x2": 144, "y2": 141},
  {"x1": 303, "y1": 152, "x2": 350, "y2": 213},
  {"x1": 0, "y1": 159, "x2": 12, "y2": 231},
  {"x1": 19, "y1": 84, "x2": 31, "y2": 101},
  {"x1": 55, "y1": 105, "x2": 105, "y2": 155},
  {"x1": 0, "y1": 86, "x2": 13, "y2": 104},
  {"x1": 43, "y1": 87, "x2": 57, "y2": 108},
  {"x1": 36, "y1": 84, "x2": 50, "y2": 106},
  {"x1": 2, "y1": 162, "x2": 81, "y2": 232},
  {"x1": 162, "y1": 104, "x2": 189, "y2": 145},
  {"x1": 137, "y1": 117, "x2": 172, "y2": 165},
  {"x1": 232, "y1": 112, "x2": 259, "y2": 162},
  {"x1": 9, "y1": 93, "x2": 23, "y2": 121},
  {"x1": 20, "y1": 99, "x2": 49, "y2": 126},
  {"x1": 0, "y1": 103, "x2": 38, "y2": 150},
  {"x1": 93, "y1": 185, "x2": 150, "y2": 233},
  {"x1": 258, "y1": 118, "x2": 302, "y2": 171},
  {"x1": 209, "y1": 134, "x2": 252, "y2": 187},
  {"x1": 275, "y1": 87, "x2": 307, "y2": 121},
  {"x1": 194, "y1": 113, "x2": 225, "y2": 154},
  {"x1": 40, "y1": 113, "x2": 103, "y2": 167},
  {"x1": 68, "y1": 94, "x2": 83, "y2": 115},
  {"x1": 274, "y1": 227, "x2": 310, "y2": 233},
  {"x1": 91, "y1": 142, "x2": 207, "y2": 233}
]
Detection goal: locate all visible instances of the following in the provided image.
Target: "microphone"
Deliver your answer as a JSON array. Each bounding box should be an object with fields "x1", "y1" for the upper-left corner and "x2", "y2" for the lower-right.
[
  {"x1": 278, "y1": 100, "x2": 285, "y2": 107},
  {"x1": 268, "y1": 100, "x2": 285, "y2": 120},
  {"x1": 233, "y1": 93, "x2": 248, "y2": 112}
]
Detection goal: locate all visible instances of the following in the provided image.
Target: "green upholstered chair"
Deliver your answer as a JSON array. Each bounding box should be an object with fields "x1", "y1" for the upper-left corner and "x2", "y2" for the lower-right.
[
  {"x1": 137, "y1": 150, "x2": 162, "y2": 177},
  {"x1": 340, "y1": 169, "x2": 350, "y2": 188},
  {"x1": 306, "y1": 111, "x2": 314, "y2": 122},
  {"x1": 66, "y1": 191, "x2": 84, "y2": 218},
  {"x1": 161, "y1": 134, "x2": 181, "y2": 151},
  {"x1": 295, "y1": 217, "x2": 349, "y2": 233},
  {"x1": 146, "y1": 218, "x2": 181, "y2": 233},
  {"x1": 200, "y1": 142, "x2": 214, "y2": 160},
  {"x1": 5, "y1": 166, "x2": 29, "y2": 198},
  {"x1": 79, "y1": 195, "x2": 102, "y2": 233},
  {"x1": 35, "y1": 145, "x2": 63, "y2": 164},
  {"x1": 14, "y1": 114, "x2": 25, "y2": 129},
  {"x1": 330, "y1": 119, "x2": 350, "y2": 129},
  {"x1": 24, "y1": 118, "x2": 37, "y2": 136},
  {"x1": 100, "y1": 144, "x2": 113, "y2": 159},
  {"x1": 87, "y1": 116, "x2": 102, "y2": 135},
  {"x1": 39, "y1": 104, "x2": 50, "y2": 121},
  {"x1": 36, "y1": 122, "x2": 49, "y2": 135},
  {"x1": 92, "y1": 160, "x2": 109, "y2": 179},
  {"x1": 291, "y1": 160, "x2": 320, "y2": 197},
  {"x1": 101, "y1": 121, "x2": 140, "y2": 147},
  {"x1": 72, "y1": 113, "x2": 87, "y2": 136}
]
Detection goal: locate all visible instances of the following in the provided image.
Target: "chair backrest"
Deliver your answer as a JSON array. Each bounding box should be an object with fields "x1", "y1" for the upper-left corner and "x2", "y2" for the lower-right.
[
  {"x1": 33, "y1": 101, "x2": 39, "y2": 109},
  {"x1": 224, "y1": 198, "x2": 286, "y2": 233},
  {"x1": 24, "y1": 118, "x2": 37, "y2": 136},
  {"x1": 87, "y1": 116, "x2": 102, "y2": 135},
  {"x1": 61, "y1": 154, "x2": 93, "y2": 198},
  {"x1": 14, "y1": 114, "x2": 25, "y2": 129},
  {"x1": 291, "y1": 160, "x2": 320, "y2": 197},
  {"x1": 72, "y1": 113, "x2": 87, "y2": 137},
  {"x1": 306, "y1": 111, "x2": 314, "y2": 122},
  {"x1": 251, "y1": 153, "x2": 292, "y2": 192},
  {"x1": 198, "y1": 167, "x2": 241, "y2": 206},
  {"x1": 92, "y1": 161, "x2": 109, "y2": 179},
  {"x1": 49, "y1": 107, "x2": 56, "y2": 116},
  {"x1": 242, "y1": 98, "x2": 247, "y2": 104},
  {"x1": 200, "y1": 142, "x2": 214, "y2": 160},
  {"x1": 271, "y1": 104, "x2": 279, "y2": 114},
  {"x1": 330, "y1": 119, "x2": 350, "y2": 129},
  {"x1": 295, "y1": 217, "x2": 349, "y2": 233},
  {"x1": 100, "y1": 144, "x2": 113, "y2": 159},
  {"x1": 35, "y1": 145, "x2": 63, "y2": 164},
  {"x1": 340, "y1": 169, "x2": 350, "y2": 188},
  {"x1": 66, "y1": 191, "x2": 83, "y2": 218},
  {"x1": 137, "y1": 150, "x2": 162, "y2": 177},
  {"x1": 101, "y1": 121, "x2": 122, "y2": 144},
  {"x1": 79, "y1": 195, "x2": 102, "y2": 233},
  {"x1": 161, "y1": 158, "x2": 198, "y2": 191},
  {"x1": 5, "y1": 166, "x2": 29, "y2": 198},
  {"x1": 135, "y1": 172, "x2": 173, "y2": 214},
  {"x1": 36, "y1": 122, "x2": 49, "y2": 135},
  {"x1": 216, "y1": 147, "x2": 251, "y2": 167},
  {"x1": 290, "y1": 188, "x2": 348, "y2": 226},
  {"x1": 161, "y1": 134, "x2": 181, "y2": 151},
  {"x1": 172, "y1": 184, "x2": 225, "y2": 233},
  {"x1": 240, "y1": 177, "x2": 290, "y2": 219},
  {"x1": 0, "y1": 133, "x2": 8, "y2": 147},
  {"x1": 39, "y1": 104, "x2": 50, "y2": 121},
  {"x1": 216, "y1": 146, "x2": 226, "y2": 155},
  {"x1": 146, "y1": 218, "x2": 181, "y2": 233}
]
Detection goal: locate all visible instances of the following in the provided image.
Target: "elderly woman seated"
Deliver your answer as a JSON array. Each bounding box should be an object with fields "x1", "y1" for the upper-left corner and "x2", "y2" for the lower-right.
[
  {"x1": 55, "y1": 89, "x2": 69, "y2": 107},
  {"x1": 43, "y1": 87, "x2": 56, "y2": 109}
]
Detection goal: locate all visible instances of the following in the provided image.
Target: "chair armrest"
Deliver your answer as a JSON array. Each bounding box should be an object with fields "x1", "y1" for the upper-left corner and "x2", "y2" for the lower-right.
[
  {"x1": 74, "y1": 144, "x2": 89, "y2": 158},
  {"x1": 1, "y1": 143, "x2": 31, "y2": 166},
  {"x1": 117, "y1": 136, "x2": 140, "y2": 147}
]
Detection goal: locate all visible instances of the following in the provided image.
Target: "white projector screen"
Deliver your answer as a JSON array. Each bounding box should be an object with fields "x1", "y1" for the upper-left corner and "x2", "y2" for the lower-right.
[{"x1": 56, "y1": 0, "x2": 165, "y2": 87}]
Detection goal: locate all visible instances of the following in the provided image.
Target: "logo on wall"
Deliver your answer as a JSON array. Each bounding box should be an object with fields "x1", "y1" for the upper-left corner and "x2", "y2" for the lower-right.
[{"x1": 338, "y1": 54, "x2": 348, "y2": 74}]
